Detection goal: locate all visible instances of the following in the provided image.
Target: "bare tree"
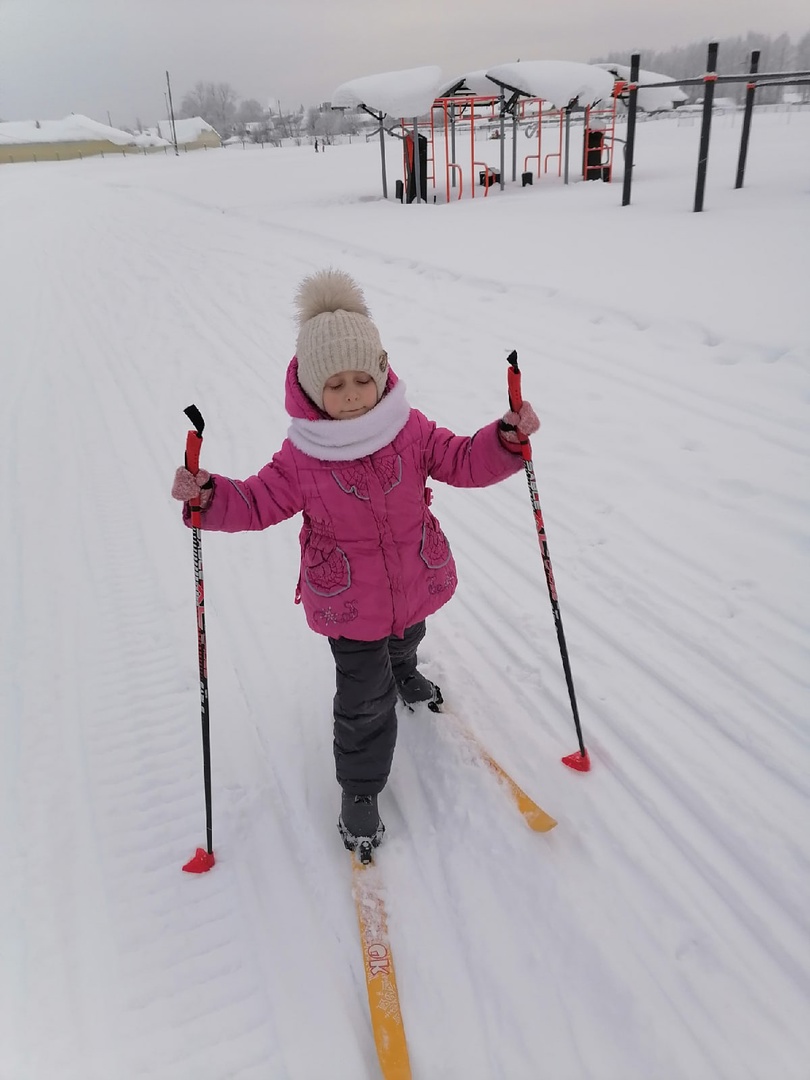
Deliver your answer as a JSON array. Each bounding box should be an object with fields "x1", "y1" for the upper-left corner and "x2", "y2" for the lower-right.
[
  {"x1": 593, "y1": 31, "x2": 807, "y2": 105},
  {"x1": 306, "y1": 104, "x2": 360, "y2": 144},
  {"x1": 179, "y1": 81, "x2": 239, "y2": 136},
  {"x1": 274, "y1": 105, "x2": 305, "y2": 141},
  {"x1": 795, "y1": 30, "x2": 810, "y2": 71},
  {"x1": 237, "y1": 99, "x2": 265, "y2": 124}
]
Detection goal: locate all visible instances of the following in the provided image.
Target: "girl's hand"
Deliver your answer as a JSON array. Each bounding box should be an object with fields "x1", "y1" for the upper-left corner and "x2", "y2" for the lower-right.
[
  {"x1": 172, "y1": 467, "x2": 214, "y2": 509},
  {"x1": 499, "y1": 401, "x2": 540, "y2": 451}
]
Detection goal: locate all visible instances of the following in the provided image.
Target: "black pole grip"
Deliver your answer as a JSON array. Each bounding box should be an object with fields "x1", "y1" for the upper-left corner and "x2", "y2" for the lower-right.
[{"x1": 184, "y1": 404, "x2": 205, "y2": 437}]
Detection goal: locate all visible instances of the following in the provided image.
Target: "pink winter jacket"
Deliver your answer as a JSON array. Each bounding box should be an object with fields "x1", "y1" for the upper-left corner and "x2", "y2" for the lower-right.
[{"x1": 187, "y1": 358, "x2": 523, "y2": 640}]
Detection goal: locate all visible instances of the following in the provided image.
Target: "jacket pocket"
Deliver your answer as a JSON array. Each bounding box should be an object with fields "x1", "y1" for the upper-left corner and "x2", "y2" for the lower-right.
[
  {"x1": 419, "y1": 510, "x2": 451, "y2": 569},
  {"x1": 301, "y1": 521, "x2": 351, "y2": 597}
]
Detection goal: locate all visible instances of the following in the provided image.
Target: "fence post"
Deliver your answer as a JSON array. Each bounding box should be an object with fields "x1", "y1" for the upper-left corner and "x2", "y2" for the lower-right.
[
  {"x1": 622, "y1": 54, "x2": 641, "y2": 207},
  {"x1": 735, "y1": 50, "x2": 760, "y2": 189},
  {"x1": 694, "y1": 41, "x2": 718, "y2": 212}
]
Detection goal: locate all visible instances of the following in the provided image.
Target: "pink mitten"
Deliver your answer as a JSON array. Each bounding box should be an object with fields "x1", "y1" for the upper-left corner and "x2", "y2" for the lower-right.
[
  {"x1": 499, "y1": 401, "x2": 540, "y2": 451},
  {"x1": 171, "y1": 467, "x2": 213, "y2": 509}
]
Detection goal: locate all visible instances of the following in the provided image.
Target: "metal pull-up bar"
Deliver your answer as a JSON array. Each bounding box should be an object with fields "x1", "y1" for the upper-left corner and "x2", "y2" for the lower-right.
[{"x1": 621, "y1": 43, "x2": 810, "y2": 211}]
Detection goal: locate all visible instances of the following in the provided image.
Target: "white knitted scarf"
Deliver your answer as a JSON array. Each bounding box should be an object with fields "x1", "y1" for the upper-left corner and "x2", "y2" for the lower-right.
[{"x1": 287, "y1": 380, "x2": 411, "y2": 461}]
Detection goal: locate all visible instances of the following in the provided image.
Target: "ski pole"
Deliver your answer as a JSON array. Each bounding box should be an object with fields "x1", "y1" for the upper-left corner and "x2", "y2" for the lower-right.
[
  {"x1": 181, "y1": 403, "x2": 216, "y2": 871},
  {"x1": 505, "y1": 351, "x2": 590, "y2": 772}
]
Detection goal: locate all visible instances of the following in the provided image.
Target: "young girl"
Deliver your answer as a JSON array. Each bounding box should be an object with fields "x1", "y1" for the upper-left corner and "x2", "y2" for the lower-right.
[{"x1": 172, "y1": 269, "x2": 539, "y2": 859}]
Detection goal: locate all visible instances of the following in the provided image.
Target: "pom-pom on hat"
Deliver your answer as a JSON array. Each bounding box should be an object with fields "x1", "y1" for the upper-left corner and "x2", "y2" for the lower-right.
[{"x1": 294, "y1": 269, "x2": 389, "y2": 410}]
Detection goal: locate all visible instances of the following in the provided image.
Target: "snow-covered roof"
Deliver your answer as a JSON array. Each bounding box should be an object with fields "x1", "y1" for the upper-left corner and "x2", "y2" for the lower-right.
[
  {"x1": 332, "y1": 66, "x2": 444, "y2": 118},
  {"x1": 486, "y1": 61, "x2": 617, "y2": 108},
  {"x1": 595, "y1": 64, "x2": 688, "y2": 111},
  {"x1": 438, "y1": 69, "x2": 501, "y2": 99},
  {"x1": 157, "y1": 117, "x2": 220, "y2": 144},
  {"x1": 333, "y1": 60, "x2": 619, "y2": 118},
  {"x1": 0, "y1": 115, "x2": 166, "y2": 147}
]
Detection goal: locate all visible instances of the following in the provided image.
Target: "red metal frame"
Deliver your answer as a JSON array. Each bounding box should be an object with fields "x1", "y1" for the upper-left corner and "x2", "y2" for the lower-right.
[
  {"x1": 582, "y1": 95, "x2": 619, "y2": 182},
  {"x1": 396, "y1": 90, "x2": 615, "y2": 202}
]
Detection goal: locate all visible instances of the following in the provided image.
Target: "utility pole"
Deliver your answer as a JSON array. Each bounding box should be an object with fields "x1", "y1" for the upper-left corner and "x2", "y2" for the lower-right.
[{"x1": 166, "y1": 70, "x2": 179, "y2": 156}]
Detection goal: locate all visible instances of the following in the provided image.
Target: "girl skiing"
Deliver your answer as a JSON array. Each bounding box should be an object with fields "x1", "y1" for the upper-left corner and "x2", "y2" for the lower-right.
[{"x1": 172, "y1": 269, "x2": 539, "y2": 858}]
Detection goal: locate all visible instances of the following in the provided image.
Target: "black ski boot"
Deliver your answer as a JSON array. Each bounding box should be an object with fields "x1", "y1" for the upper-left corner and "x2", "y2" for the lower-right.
[
  {"x1": 397, "y1": 671, "x2": 443, "y2": 713},
  {"x1": 338, "y1": 793, "x2": 385, "y2": 863}
]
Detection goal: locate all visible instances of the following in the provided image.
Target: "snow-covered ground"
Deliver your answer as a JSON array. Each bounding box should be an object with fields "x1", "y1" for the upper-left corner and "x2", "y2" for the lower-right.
[{"x1": 1, "y1": 109, "x2": 808, "y2": 1080}]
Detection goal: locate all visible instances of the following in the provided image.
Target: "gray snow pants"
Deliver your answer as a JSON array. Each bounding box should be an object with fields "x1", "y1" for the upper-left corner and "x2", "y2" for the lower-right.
[{"x1": 329, "y1": 620, "x2": 426, "y2": 796}]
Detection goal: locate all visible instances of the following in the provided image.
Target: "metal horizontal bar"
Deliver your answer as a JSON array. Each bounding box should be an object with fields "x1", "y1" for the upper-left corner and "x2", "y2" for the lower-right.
[{"x1": 632, "y1": 70, "x2": 810, "y2": 89}]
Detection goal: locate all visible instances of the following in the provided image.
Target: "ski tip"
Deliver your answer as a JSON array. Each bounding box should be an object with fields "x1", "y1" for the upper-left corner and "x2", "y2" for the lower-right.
[
  {"x1": 524, "y1": 806, "x2": 559, "y2": 832},
  {"x1": 562, "y1": 750, "x2": 591, "y2": 773},
  {"x1": 182, "y1": 847, "x2": 216, "y2": 873}
]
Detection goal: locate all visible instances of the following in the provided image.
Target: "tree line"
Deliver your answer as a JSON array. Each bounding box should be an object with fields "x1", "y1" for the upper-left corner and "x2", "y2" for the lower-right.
[
  {"x1": 593, "y1": 30, "x2": 810, "y2": 103},
  {"x1": 176, "y1": 32, "x2": 810, "y2": 138},
  {"x1": 177, "y1": 81, "x2": 362, "y2": 142}
]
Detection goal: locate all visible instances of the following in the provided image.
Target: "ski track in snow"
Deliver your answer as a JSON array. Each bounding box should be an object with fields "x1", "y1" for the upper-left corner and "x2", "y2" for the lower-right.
[{"x1": 2, "y1": 121, "x2": 809, "y2": 1080}]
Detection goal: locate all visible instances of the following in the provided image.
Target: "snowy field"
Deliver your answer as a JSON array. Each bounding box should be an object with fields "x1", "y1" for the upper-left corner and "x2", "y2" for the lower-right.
[{"x1": 1, "y1": 108, "x2": 808, "y2": 1080}]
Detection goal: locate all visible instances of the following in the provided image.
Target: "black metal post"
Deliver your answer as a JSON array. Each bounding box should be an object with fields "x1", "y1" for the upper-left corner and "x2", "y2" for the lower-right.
[
  {"x1": 735, "y1": 51, "x2": 760, "y2": 189},
  {"x1": 450, "y1": 102, "x2": 457, "y2": 188},
  {"x1": 622, "y1": 53, "x2": 641, "y2": 207},
  {"x1": 512, "y1": 107, "x2": 518, "y2": 182},
  {"x1": 412, "y1": 117, "x2": 422, "y2": 203},
  {"x1": 499, "y1": 89, "x2": 506, "y2": 190},
  {"x1": 694, "y1": 42, "x2": 718, "y2": 212},
  {"x1": 377, "y1": 111, "x2": 388, "y2": 199}
]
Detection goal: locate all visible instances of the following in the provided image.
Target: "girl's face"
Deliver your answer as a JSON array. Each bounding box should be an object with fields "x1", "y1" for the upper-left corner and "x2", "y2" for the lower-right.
[{"x1": 322, "y1": 370, "x2": 379, "y2": 419}]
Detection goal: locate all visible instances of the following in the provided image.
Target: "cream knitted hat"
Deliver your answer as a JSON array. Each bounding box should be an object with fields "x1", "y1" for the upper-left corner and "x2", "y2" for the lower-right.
[{"x1": 294, "y1": 269, "x2": 389, "y2": 410}]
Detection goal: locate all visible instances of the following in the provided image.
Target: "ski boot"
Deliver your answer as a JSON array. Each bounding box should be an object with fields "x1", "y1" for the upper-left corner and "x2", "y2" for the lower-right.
[
  {"x1": 338, "y1": 792, "x2": 385, "y2": 864},
  {"x1": 397, "y1": 671, "x2": 443, "y2": 713}
]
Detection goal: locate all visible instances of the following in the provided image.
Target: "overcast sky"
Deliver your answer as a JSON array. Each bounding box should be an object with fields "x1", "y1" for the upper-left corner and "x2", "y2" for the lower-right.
[{"x1": 1, "y1": 0, "x2": 807, "y2": 127}]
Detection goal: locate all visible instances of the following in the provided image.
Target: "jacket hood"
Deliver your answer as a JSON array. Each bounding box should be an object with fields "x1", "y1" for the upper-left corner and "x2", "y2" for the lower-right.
[{"x1": 284, "y1": 355, "x2": 399, "y2": 421}]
